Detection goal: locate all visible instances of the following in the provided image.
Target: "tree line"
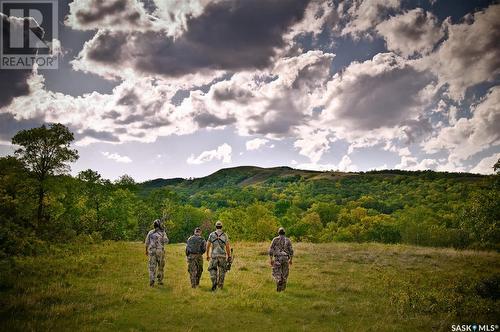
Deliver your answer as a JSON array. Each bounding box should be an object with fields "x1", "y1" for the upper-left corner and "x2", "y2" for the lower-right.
[{"x1": 0, "y1": 124, "x2": 498, "y2": 258}]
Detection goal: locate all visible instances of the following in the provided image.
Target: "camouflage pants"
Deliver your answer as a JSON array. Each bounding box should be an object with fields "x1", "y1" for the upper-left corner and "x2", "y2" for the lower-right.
[
  {"x1": 148, "y1": 248, "x2": 165, "y2": 283},
  {"x1": 272, "y1": 255, "x2": 289, "y2": 291},
  {"x1": 208, "y1": 256, "x2": 227, "y2": 288},
  {"x1": 187, "y1": 254, "x2": 203, "y2": 287}
]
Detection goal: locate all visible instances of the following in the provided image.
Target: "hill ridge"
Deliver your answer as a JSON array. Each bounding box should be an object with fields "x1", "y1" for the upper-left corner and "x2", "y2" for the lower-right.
[{"x1": 139, "y1": 165, "x2": 486, "y2": 193}]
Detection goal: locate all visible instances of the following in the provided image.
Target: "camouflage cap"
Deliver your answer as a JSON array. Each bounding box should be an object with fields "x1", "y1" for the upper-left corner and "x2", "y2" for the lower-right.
[
  {"x1": 215, "y1": 220, "x2": 223, "y2": 227},
  {"x1": 278, "y1": 227, "x2": 285, "y2": 234},
  {"x1": 194, "y1": 227, "x2": 201, "y2": 233},
  {"x1": 153, "y1": 219, "x2": 162, "y2": 228}
]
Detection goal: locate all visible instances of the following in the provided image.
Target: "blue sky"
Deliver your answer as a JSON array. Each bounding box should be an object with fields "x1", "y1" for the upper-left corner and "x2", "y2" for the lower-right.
[{"x1": 0, "y1": 0, "x2": 499, "y2": 181}]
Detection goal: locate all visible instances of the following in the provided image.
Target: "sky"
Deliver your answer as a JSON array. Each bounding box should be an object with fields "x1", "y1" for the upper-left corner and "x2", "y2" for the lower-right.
[{"x1": 0, "y1": 0, "x2": 499, "y2": 181}]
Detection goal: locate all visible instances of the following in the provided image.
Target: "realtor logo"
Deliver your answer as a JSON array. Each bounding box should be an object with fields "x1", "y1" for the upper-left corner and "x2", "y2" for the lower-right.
[{"x1": 0, "y1": 0, "x2": 58, "y2": 69}]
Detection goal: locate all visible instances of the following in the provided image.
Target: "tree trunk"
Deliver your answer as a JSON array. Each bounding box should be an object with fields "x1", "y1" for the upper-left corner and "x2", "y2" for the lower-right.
[{"x1": 37, "y1": 185, "x2": 44, "y2": 225}]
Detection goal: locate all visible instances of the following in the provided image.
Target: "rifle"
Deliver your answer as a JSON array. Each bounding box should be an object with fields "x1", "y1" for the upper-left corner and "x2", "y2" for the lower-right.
[
  {"x1": 158, "y1": 211, "x2": 168, "y2": 230},
  {"x1": 226, "y1": 248, "x2": 234, "y2": 271}
]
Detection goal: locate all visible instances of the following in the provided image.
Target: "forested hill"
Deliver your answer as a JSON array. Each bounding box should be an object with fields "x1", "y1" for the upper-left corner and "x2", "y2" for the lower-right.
[
  {"x1": 132, "y1": 165, "x2": 498, "y2": 250},
  {"x1": 139, "y1": 165, "x2": 486, "y2": 193}
]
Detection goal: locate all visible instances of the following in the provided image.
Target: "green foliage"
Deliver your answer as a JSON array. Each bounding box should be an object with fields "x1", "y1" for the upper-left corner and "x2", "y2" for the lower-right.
[
  {"x1": 11, "y1": 123, "x2": 78, "y2": 180},
  {"x1": 11, "y1": 123, "x2": 79, "y2": 223},
  {"x1": 459, "y1": 189, "x2": 500, "y2": 250},
  {"x1": 1, "y1": 125, "x2": 499, "y2": 252}
]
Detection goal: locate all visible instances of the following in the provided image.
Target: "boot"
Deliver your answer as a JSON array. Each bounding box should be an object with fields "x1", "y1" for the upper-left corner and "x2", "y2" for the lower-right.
[
  {"x1": 150, "y1": 280, "x2": 155, "y2": 287},
  {"x1": 211, "y1": 281, "x2": 217, "y2": 291}
]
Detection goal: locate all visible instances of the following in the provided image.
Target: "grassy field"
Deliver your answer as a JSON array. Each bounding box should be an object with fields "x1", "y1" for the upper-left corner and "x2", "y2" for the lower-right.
[{"x1": 0, "y1": 241, "x2": 499, "y2": 331}]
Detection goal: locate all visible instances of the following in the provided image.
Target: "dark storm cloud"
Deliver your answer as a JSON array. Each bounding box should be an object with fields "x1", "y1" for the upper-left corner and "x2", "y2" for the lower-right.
[
  {"x1": 0, "y1": 70, "x2": 31, "y2": 108},
  {"x1": 86, "y1": 31, "x2": 128, "y2": 63},
  {"x1": 212, "y1": 86, "x2": 254, "y2": 102},
  {"x1": 76, "y1": 128, "x2": 120, "y2": 142},
  {"x1": 0, "y1": 14, "x2": 44, "y2": 108},
  {"x1": 193, "y1": 113, "x2": 236, "y2": 127},
  {"x1": 326, "y1": 60, "x2": 435, "y2": 131},
  {"x1": 0, "y1": 113, "x2": 45, "y2": 141},
  {"x1": 79, "y1": 0, "x2": 311, "y2": 77},
  {"x1": 343, "y1": 68, "x2": 431, "y2": 129},
  {"x1": 139, "y1": 119, "x2": 171, "y2": 130},
  {"x1": 69, "y1": 0, "x2": 147, "y2": 28},
  {"x1": 103, "y1": 110, "x2": 121, "y2": 119},
  {"x1": 75, "y1": 0, "x2": 128, "y2": 24},
  {"x1": 115, "y1": 114, "x2": 144, "y2": 125},
  {"x1": 116, "y1": 90, "x2": 139, "y2": 105}
]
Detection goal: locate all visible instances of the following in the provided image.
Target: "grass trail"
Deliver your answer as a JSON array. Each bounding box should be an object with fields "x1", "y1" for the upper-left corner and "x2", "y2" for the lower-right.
[{"x1": 1, "y1": 242, "x2": 499, "y2": 331}]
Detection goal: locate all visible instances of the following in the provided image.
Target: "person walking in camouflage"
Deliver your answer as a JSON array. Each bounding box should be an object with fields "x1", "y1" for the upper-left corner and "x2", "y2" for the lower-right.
[
  {"x1": 269, "y1": 227, "x2": 294, "y2": 292},
  {"x1": 145, "y1": 219, "x2": 169, "y2": 287},
  {"x1": 206, "y1": 221, "x2": 231, "y2": 291},
  {"x1": 186, "y1": 227, "x2": 206, "y2": 288}
]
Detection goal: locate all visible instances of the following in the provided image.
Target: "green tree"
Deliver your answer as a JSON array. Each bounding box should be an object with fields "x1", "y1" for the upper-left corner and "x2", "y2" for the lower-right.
[
  {"x1": 12, "y1": 124, "x2": 78, "y2": 224},
  {"x1": 78, "y1": 169, "x2": 110, "y2": 232},
  {"x1": 245, "y1": 203, "x2": 279, "y2": 241},
  {"x1": 297, "y1": 211, "x2": 323, "y2": 242},
  {"x1": 460, "y1": 190, "x2": 500, "y2": 249},
  {"x1": 115, "y1": 174, "x2": 137, "y2": 191}
]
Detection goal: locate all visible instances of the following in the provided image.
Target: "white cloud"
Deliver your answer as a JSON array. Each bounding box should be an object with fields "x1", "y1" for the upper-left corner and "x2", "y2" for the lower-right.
[
  {"x1": 423, "y1": 86, "x2": 500, "y2": 163},
  {"x1": 376, "y1": 8, "x2": 444, "y2": 57},
  {"x1": 398, "y1": 147, "x2": 411, "y2": 157},
  {"x1": 424, "y1": 4, "x2": 500, "y2": 100},
  {"x1": 296, "y1": 162, "x2": 339, "y2": 171},
  {"x1": 341, "y1": 0, "x2": 400, "y2": 38},
  {"x1": 187, "y1": 143, "x2": 232, "y2": 165},
  {"x1": 246, "y1": 138, "x2": 269, "y2": 151},
  {"x1": 396, "y1": 155, "x2": 416, "y2": 169},
  {"x1": 183, "y1": 50, "x2": 334, "y2": 139},
  {"x1": 294, "y1": 126, "x2": 331, "y2": 163},
  {"x1": 470, "y1": 153, "x2": 500, "y2": 174},
  {"x1": 102, "y1": 151, "x2": 132, "y2": 163},
  {"x1": 1, "y1": 74, "x2": 199, "y2": 145},
  {"x1": 370, "y1": 164, "x2": 388, "y2": 171},
  {"x1": 338, "y1": 155, "x2": 358, "y2": 171},
  {"x1": 286, "y1": 0, "x2": 338, "y2": 39},
  {"x1": 297, "y1": 155, "x2": 358, "y2": 172}
]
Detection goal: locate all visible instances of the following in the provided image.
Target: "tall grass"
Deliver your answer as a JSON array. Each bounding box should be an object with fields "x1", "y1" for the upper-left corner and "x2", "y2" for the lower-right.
[{"x1": 1, "y1": 242, "x2": 498, "y2": 331}]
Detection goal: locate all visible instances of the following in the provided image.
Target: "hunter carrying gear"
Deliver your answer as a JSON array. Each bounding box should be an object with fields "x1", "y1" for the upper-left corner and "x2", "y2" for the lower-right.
[
  {"x1": 186, "y1": 227, "x2": 207, "y2": 288},
  {"x1": 269, "y1": 227, "x2": 294, "y2": 292},
  {"x1": 206, "y1": 220, "x2": 231, "y2": 291},
  {"x1": 145, "y1": 219, "x2": 169, "y2": 287}
]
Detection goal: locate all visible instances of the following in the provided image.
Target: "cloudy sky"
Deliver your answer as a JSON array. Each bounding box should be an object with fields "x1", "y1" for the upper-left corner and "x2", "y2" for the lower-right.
[{"x1": 0, "y1": 0, "x2": 499, "y2": 181}]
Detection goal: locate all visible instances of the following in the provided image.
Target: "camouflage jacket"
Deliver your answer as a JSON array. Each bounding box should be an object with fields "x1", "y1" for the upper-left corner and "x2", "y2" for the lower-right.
[
  {"x1": 269, "y1": 235, "x2": 293, "y2": 258},
  {"x1": 186, "y1": 235, "x2": 207, "y2": 256},
  {"x1": 145, "y1": 229, "x2": 169, "y2": 251}
]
